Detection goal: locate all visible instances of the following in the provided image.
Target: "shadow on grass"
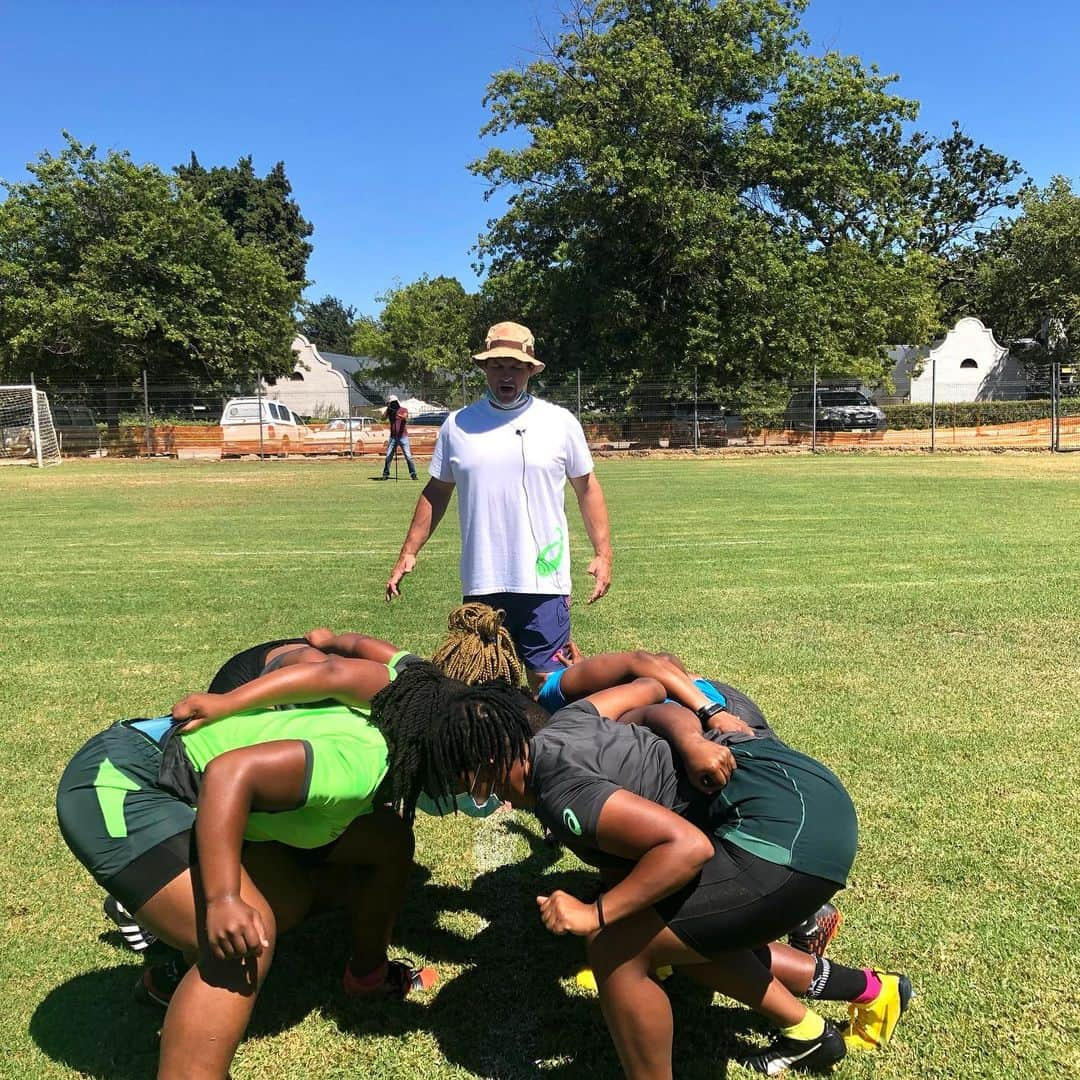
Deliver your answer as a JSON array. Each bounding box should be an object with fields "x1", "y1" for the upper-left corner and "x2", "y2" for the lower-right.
[
  {"x1": 30, "y1": 964, "x2": 162, "y2": 1079},
  {"x1": 33, "y1": 823, "x2": 755, "y2": 1078}
]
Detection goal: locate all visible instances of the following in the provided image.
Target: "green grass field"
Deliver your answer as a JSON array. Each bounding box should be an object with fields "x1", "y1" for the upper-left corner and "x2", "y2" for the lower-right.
[{"x1": 1, "y1": 455, "x2": 1078, "y2": 1079}]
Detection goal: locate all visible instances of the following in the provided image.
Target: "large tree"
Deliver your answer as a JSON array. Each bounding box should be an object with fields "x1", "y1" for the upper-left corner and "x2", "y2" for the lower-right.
[
  {"x1": 947, "y1": 177, "x2": 1080, "y2": 356},
  {"x1": 299, "y1": 295, "x2": 357, "y2": 353},
  {"x1": 352, "y1": 275, "x2": 480, "y2": 379},
  {"x1": 470, "y1": 0, "x2": 1019, "y2": 386},
  {"x1": 0, "y1": 135, "x2": 299, "y2": 386},
  {"x1": 176, "y1": 153, "x2": 313, "y2": 285}
]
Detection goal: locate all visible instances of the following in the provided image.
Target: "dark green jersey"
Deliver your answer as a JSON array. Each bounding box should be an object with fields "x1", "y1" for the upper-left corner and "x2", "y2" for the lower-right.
[
  {"x1": 704, "y1": 732, "x2": 857, "y2": 886},
  {"x1": 532, "y1": 702, "x2": 857, "y2": 886}
]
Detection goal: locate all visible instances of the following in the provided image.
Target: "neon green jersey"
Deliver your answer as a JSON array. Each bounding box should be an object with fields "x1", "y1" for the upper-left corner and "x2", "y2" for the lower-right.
[{"x1": 179, "y1": 702, "x2": 389, "y2": 848}]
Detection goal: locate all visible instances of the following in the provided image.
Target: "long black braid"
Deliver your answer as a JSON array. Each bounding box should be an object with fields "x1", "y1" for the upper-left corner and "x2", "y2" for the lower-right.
[{"x1": 369, "y1": 661, "x2": 546, "y2": 821}]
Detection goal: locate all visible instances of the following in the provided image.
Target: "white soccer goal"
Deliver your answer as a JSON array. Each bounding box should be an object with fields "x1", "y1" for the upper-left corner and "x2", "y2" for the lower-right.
[{"x1": 0, "y1": 385, "x2": 62, "y2": 467}]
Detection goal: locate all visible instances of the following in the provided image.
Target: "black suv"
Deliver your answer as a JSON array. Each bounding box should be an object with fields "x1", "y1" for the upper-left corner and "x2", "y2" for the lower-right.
[{"x1": 784, "y1": 390, "x2": 886, "y2": 432}]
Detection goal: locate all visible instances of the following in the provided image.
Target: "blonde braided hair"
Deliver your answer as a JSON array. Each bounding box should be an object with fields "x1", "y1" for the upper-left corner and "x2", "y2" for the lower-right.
[{"x1": 430, "y1": 603, "x2": 525, "y2": 687}]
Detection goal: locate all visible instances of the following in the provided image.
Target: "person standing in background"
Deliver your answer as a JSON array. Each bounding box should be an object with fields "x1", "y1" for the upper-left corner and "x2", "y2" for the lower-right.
[
  {"x1": 384, "y1": 321, "x2": 613, "y2": 689},
  {"x1": 379, "y1": 397, "x2": 418, "y2": 480}
]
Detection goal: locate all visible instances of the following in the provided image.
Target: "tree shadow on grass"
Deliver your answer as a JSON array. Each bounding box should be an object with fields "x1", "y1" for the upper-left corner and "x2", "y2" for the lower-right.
[
  {"x1": 30, "y1": 964, "x2": 162, "y2": 1080},
  {"x1": 34, "y1": 820, "x2": 756, "y2": 1078},
  {"x1": 253, "y1": 819, "x2": 749, "y2": 1078}
]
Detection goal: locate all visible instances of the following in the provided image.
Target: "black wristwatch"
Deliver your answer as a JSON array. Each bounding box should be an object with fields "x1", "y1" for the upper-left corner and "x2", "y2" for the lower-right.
[{"x1": 696, "y1": 701, "x2": 727, "y2": 725}]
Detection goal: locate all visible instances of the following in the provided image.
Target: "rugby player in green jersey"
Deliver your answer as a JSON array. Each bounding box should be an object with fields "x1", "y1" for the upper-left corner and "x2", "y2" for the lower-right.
[
  {"x1": 98, "y1": 604, "x2": 529, "y2": 956},
  {"x1": 57, "y1": 651, "x2": 436, "y2": 1080}
]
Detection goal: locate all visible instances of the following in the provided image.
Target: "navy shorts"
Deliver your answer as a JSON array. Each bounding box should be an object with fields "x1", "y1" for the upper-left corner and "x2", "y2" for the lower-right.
[{"x1": 464, "y1": 592, "x2": 571, "y2": 673}]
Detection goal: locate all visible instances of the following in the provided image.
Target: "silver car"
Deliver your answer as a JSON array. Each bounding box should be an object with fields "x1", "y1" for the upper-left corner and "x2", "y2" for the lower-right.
[{"x1": 784, "y1": 390, "x2": 886, "y2": 432}]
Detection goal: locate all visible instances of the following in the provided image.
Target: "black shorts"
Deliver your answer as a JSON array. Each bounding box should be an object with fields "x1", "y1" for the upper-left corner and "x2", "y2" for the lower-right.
[
  {"x1": 207, "y1": 638, "x2": 306, "y2": 694},
  {"x1": 653, "y1": 838, "x2": 838, "y2": 958},
  {"x1": 57, "y1": 720, "x2": 196, "y2": 913}
]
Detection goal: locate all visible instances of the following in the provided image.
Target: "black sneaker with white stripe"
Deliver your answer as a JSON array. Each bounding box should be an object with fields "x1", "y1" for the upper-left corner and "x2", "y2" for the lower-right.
[
  {"x1": 134, "y1": 955, "x2": 187, "y2": 1008},
  {"x1": 103, "y1": 895, "x2": 158, "y2": 953},
  {"x1": 740, "y1": 1022, "x2": 846, "y2": 1075}
]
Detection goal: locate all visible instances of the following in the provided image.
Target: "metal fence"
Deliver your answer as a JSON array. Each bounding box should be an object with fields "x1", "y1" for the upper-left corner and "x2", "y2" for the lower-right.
[{"x1": 20, "y1": 363, "x2": 1080, "y2": 460}]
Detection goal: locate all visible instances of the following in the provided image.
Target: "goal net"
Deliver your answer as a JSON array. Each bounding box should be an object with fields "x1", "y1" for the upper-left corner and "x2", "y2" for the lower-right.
[{"x1": 0, "y1": 385, "x2": 62, "y2": 467}]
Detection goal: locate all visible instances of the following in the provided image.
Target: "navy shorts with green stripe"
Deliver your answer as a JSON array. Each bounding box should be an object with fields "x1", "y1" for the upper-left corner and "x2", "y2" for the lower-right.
[{"x1": 56, "y1": 719, "x2": 195, "y2": 913}]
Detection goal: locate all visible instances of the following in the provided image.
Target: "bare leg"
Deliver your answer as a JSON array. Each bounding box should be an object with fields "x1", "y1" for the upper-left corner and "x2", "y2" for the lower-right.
[
  {"x1": 240, "y1": 841, "x2": 315, "y2": 933},
  {"x1": 755, "y1": 941, "x2": 817, "y2": 994},
  {"x1": 673, "y1": 948, "x2": 811, "y2": 1025},
  {"x1": 260, "y1": 645, "x2": 331, "y2": 672},
  {"x1": 587, "y1": 910, "x2": 684, "y2": 1080},
  {"x1": 587, "y1": 910, "x2": 814, "y2": 1079},
  {"x1": 325, "y1": 807, "x2": 414, "y2": 973},
  {"x1": 135, "y1": 865, "x2": 283, "y2": 1080}
]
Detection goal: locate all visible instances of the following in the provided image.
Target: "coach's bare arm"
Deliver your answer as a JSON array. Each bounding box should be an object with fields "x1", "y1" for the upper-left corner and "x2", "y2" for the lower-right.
[
  {"x1": 385, "y1": 477, "x2": 455, "y2": 600},
  {"x1": 569, "y1": 471, "x2": 613, "y2": 604}
]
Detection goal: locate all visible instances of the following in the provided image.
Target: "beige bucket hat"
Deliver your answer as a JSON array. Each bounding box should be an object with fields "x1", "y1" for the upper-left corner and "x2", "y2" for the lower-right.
[{"x1": 472, "y1": 321, "x2": 545, "y2": 372}]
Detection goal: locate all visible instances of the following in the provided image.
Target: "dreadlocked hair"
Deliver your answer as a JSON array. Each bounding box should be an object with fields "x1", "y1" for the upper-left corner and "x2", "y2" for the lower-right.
[
  {"x1": 430, "y1": 602, "x2": 525, "y2": 687},
  {"x1": 369, "y1": 661, "x2": 538, "y2": 822}
]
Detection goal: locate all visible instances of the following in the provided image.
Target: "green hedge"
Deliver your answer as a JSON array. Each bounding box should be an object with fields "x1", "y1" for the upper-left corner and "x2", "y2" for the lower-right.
[
  {"x1": 882, "y1": 399, "x2": 1080, "y2": 430},
  {"x1": 116, "y1": 412, "x2": 219, "y2": 427}
]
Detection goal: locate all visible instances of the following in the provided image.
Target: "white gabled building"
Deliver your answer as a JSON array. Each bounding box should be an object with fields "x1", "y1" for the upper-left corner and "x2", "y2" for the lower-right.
[
  {"x1": 881, "y1": 317, "x2": 1028, "y2": 403},
  {"x1": 261, "y1": 334, "x2": 373, "y2": 417}
]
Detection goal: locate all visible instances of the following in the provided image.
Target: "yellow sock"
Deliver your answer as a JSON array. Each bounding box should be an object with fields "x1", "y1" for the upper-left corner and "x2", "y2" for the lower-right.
[{"x1": 781, "y1": 1010, "x2": 826, "y2": 1041}]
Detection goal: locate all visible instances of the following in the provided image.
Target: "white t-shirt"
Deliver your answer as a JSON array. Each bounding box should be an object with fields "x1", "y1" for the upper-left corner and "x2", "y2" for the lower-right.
[{"x1": 429, "y1": 397, "x2": 594, "y2": 596}]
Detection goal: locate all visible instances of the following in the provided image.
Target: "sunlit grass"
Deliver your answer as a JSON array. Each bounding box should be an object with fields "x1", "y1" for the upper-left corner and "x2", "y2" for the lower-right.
[{"x1": 1, "y1": 454, "x2": 1078, "y2": 1078}]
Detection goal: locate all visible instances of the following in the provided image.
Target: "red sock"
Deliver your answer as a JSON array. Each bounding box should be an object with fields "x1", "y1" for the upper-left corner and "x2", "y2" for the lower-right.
[
  {"x1": 344, "y1": 958, "x2": 388, "y2": 992},
  {"x1": 853, "y1": 969, "x2": 882, "y2": 1004}
]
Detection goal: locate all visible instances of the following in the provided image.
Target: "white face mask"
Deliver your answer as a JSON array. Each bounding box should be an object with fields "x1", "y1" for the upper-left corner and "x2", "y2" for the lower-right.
[{"x1": 415, "y1": 792, "x2": 503, "y2": 818}]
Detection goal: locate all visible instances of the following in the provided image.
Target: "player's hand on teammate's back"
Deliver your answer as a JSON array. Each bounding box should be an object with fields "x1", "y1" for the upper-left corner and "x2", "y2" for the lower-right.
[
  {"x1": 385, "y1": 553, "x2": 417, "y2": 601},
  {"x1": 554, "y1": 640, "x2": 585, "y2": 667},
  {"x1": 205, "y1": 895, "x2": 270, "y2": 960},
  {"x1": 682, "y1": 739, "x2": 736, "y2": 793},
  {"x1": 536, "y1": 890, "x2": 601, "y2": 936},
  {"x1": 304, "y1": 627, "x2": 335, "y2": 650},
  {"x1": 172, "y1": 692, "x2": 227, "y2": 730},
  {"x1": 705, "y1": 710, "x2": 754, "y2": 736},
  {"x1": 585, "y1": 553, "x2": 612, "y2": 604}
]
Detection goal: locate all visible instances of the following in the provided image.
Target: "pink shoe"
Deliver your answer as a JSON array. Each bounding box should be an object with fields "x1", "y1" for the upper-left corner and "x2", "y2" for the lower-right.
[{"x1": 343, "y1": 958, "x2": 438, "y2": 999}]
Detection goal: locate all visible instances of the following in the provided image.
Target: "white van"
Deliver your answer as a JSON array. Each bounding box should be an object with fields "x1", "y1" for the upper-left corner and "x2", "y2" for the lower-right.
[{"x1": 220, "y1": 398, "x2": 307, "y2": 456}]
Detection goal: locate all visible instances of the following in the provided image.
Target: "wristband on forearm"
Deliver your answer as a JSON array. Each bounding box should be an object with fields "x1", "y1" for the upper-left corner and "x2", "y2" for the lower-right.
[{"x1": 696, "y1": 701, "x2": 726, "y2": 725}]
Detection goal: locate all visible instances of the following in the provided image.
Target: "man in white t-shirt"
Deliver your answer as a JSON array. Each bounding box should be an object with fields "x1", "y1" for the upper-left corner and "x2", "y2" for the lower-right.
[{"x1": 385, "y1": 321, "x2": 613, "y2": 688}]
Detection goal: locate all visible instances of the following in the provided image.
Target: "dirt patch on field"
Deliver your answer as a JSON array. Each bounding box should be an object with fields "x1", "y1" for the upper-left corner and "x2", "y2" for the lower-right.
[{"x1": 592, "y1": 445, "x2": 1054, "y2": 460}]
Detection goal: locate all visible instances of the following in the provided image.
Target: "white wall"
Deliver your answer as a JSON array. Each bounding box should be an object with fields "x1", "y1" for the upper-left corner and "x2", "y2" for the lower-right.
[
  {"x1": 883, "y1": 318, "x2": 1027, "y2": 403},
  {"x1": 264, "y1": 335, "x2": 350, "y2": 417}
]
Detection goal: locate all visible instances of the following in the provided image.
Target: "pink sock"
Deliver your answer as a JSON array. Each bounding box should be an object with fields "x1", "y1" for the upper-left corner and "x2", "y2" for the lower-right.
[{"x1": 853, "y1": 969, "x2": 882, "y2": 1004}]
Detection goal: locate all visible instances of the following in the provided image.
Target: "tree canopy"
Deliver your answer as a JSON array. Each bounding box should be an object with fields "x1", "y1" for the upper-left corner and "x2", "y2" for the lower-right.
[
  {"x1": 945, "y1": 177, "x2": 1080, "y2": 356},
  {"x1": 470, "y1": 0, "x2": 1021, "y2": 386},
  {"x1": 299, "y1": 295, "x2": 357, "y2": 353},
  {"x1": 351, "y1": 275, "x2": 480, "y2": 379},
  {"x1": 175, "y1": 153, "x2": 313, "y2": 285},
  {"x1": 0, "y1": 135, "x2": 299, "y2": 386}
]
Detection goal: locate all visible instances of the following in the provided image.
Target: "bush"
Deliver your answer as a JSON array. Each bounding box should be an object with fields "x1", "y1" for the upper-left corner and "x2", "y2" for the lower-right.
[
  {"x1": 117, "y1": 412, "x2": 219, "y2": 427},
  {"x1": 882, "y1": 399, "x2": 1080, "y2": 430}
]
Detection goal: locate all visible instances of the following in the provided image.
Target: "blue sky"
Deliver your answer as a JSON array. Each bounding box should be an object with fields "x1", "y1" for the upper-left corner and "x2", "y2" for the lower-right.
[{"x1": 2, "y1": 1, "x2": 1077, "y2": 316}]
